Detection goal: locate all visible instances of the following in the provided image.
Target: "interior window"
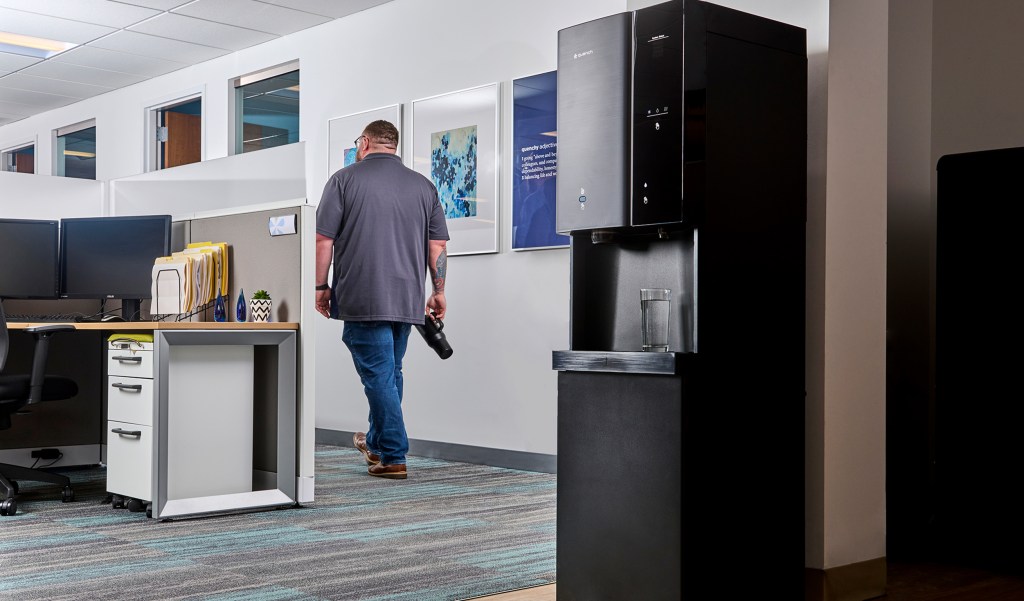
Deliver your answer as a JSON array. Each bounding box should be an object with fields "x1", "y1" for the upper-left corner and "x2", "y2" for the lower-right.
[
  {"x1": 154, "y1": 98, "x2": 202, "y2": 170},
  {"x1": 1, "y1": 144, "x2": 34, "y2": 173},
  {"x1": 54, "y1": 122, "x2": 96, "y2": 180},
  {"x1": 233, "y1": 65, "x2": 299, "y2": 154}
]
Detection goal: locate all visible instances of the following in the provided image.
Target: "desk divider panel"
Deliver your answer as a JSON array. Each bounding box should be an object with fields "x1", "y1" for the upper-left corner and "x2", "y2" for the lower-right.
[{"x1": 184, "y1": 207, "x2": 302, "y2": 324}]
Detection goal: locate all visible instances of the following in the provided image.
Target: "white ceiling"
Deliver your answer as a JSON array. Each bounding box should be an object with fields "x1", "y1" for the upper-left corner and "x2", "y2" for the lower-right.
[{"x1": 0, "y1": 0, "x2": 394, "y2": 127}]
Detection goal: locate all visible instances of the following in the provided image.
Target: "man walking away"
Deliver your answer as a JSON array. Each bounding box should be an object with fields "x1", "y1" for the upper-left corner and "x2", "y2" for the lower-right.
[{"x1": 314, "y1": 120, "x2": 449, "y2": 479}]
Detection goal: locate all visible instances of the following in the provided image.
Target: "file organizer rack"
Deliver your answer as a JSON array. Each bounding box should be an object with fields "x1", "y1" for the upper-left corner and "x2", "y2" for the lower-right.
[{"x1": 151, "y1": 268, "x2": 217, "y2": 322}]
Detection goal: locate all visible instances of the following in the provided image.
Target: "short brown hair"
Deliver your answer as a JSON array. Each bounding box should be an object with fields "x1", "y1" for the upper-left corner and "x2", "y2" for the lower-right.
[{"x1": 363, "y1": 120, "x2": 399, "y2": 149}]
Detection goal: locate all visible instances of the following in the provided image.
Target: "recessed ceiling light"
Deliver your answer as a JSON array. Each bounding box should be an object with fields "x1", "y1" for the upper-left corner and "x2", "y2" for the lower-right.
[{"x1": 0, "y1": 31, "x2": 78, "y2": 59}]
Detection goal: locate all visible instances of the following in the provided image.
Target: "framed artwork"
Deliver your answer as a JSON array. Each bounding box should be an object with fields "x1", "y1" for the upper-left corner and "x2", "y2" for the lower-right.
[
  {"x1": 511, "y1": 71, "x2": 568, "y2": 251},
  {"x1": 411, "y1": 83, "x2": 499, "y2": 256},
  {"x1": 327, "y1": 104, "x2": 401, "y2": 176}
]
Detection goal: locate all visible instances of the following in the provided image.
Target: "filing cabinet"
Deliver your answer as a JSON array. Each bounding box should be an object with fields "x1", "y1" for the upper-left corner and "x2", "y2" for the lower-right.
[{"x1": 105, "y1": 337, "x2": 153, "y2": 511}]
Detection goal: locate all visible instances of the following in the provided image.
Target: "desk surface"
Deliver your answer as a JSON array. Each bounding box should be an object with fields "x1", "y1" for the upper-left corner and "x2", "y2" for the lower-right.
[{"x1": 7, "y1": 321, "x2": 298, "y2": 331}]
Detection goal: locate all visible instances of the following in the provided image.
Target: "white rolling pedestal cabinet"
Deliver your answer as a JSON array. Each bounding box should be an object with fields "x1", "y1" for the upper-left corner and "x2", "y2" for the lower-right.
[{"x1": 105, "y1": 324, "x2": 297, "y2": 520}]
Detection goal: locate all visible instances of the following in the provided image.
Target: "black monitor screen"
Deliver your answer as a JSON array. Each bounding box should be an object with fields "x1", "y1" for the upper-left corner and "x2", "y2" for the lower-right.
[
  {"x1": 0, "y1": 219, "x2": 59, "y2": 299},
  {"x1": 59, "y1": 215, "x2": 171, "y2": 300}
]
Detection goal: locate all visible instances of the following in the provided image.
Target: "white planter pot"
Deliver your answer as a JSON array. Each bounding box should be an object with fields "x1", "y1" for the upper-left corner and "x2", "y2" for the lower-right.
[{"x1": 250, "y1": 298, "x2": 272, "y2": 322}]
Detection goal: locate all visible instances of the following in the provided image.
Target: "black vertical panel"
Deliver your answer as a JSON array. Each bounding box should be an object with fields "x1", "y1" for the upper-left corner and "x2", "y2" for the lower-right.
[
  {"x1": 557, "y1": 371, "x2": 682, "y2": 601},
  {"x1": 932, "y1": 147, "x2": 1024, "y2": 568}
]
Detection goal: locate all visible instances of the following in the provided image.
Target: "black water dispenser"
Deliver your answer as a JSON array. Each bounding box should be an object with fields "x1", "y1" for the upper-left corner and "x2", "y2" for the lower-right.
[{"x1": 552, "y1": 1, "x2": 807, "y2": 598}]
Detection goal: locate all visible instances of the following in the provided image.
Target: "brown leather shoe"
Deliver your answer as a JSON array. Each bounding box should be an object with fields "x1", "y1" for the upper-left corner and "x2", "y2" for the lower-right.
[
  {"x1": 368, "y1": 462, "x2": 407, "y2": 479},
  {"x1": 353, "y1": 432, "x2": 380, "y2": 466}
]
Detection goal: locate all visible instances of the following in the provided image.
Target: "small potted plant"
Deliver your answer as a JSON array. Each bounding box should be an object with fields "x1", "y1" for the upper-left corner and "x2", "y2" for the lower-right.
[{"x1": 250, "y1": 289, "x2": 272, "y2": 323}]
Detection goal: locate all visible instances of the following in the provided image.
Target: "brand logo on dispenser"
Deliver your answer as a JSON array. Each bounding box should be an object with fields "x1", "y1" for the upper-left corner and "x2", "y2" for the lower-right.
[{"x1": 572, "y1": 50, "x2": 594, "y2": 59}]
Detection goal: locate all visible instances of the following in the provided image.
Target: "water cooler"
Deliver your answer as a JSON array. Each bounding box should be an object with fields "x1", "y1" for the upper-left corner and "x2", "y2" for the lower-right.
[{"x1": 551, "y1": 1, "x2": 807, "y2": 598}]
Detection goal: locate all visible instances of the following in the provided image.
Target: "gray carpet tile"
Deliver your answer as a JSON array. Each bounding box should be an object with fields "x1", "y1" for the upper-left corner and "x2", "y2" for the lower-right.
[{"x1": 0, "y1": 445, "x2": 556, "y2": 601}]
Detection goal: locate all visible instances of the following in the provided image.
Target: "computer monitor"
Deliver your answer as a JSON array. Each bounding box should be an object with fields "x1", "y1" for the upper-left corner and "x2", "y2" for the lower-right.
[
  {"x1": 0, "y1": 218, "x2": 60, "y2": 299},
  {"x1": 59, "y1": 215, "x2": 172, "y2": 320}
]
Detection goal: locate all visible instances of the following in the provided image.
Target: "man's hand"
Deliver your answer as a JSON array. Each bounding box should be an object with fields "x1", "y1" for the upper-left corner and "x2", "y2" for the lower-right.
[
  {"x1": 315, "y1": 289, "x2": 331, "y2": 318},
  {"x1": 426, "y1": 292, "x2": 446, "y2": 321}
]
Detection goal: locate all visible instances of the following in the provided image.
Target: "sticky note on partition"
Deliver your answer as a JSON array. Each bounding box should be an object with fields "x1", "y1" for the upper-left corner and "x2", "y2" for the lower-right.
[{"x1": 269, "y1": 214, "x2": 297, "y2": 236}]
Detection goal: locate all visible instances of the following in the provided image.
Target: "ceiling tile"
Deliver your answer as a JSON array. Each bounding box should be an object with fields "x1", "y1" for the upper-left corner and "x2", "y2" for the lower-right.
[
  {"x1": 54, "y1": 45, "x2": 186, "y2": 78},
  {"x1": 127, "y1": 12, "x2": 278, "y2": 51},
  {"x1": 0, "y1": 100, "x2": 34, "y2": 116},
  {"x1": 88, "y1": 30, "x2": 230, "y2": 64},
  {"x1": 255, "y1": 0, "x2": 392, "y2": 19},
  {"x1": 174, "y1": 0, "x2": 331, "y2": 36},
  {"x1": 0, "y1": 7, "x2": 116, "y2": 45},
  {"x1": 0, "y1": 72, "x2": 112, "y2": 99},
  {"x1": 22, "y1": 60, "x2": 148, "y2": 88},
  {"x1": 110, "y1": 0, "x2": 193, "y2": 9},
  {"x1": 0, "y1": 52, "x2": 40, "y2": 74},
  {"x1": 0, "y1": 85, "x2": 78, "y2": 111},
  {"x1": 0, "y1": 0, "x2": 160, "y2": 28}
]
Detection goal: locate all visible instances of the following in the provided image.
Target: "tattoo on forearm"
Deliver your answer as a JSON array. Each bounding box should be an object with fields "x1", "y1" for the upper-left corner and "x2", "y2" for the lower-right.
[{"x1": 432, "y1": 249, "x2": 447, "y2": 293}]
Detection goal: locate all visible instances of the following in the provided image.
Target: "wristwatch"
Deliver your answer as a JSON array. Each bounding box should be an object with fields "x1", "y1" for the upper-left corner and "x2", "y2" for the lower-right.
[{"x1": 315, "y1": 284, "x2": 330, "y2": 291}]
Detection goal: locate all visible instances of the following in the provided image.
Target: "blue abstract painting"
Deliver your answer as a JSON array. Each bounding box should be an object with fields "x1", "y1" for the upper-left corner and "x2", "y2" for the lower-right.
[
  {"x1": 430, "y1": 125, "x2": 478, "y2": 219},
  {"x1": 343, "y1": 147, "x2": 357, "y2": 167}
]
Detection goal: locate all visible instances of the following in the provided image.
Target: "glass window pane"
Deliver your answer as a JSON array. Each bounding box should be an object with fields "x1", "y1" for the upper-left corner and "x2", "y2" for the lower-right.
[
  {"x1": 58, "y1": 126, "x2": 96, "y2": 179},
  {"x1": 157, "y1": 98, "x2": 202, "y2": 170},
  {"x1": 235, "y1": 69, "x2": 299, "y2": 154}
]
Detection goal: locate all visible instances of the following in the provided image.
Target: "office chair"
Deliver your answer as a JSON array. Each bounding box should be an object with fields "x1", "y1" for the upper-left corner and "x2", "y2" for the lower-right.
[{"x1": 0, "y1": 299, "x2": 79, "y2": 516}]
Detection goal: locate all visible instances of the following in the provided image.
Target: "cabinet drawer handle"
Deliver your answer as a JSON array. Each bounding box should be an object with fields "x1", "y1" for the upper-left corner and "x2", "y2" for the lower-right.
[
  {"x1": 112, "y1": 356, "x2": 143, "y2": 363},
  {"x1": 111, "y1": 428, "x2": 142, "y2": 438},
  {"x1": 111, "y1": 383, "x2": 143, "y2": 392}
]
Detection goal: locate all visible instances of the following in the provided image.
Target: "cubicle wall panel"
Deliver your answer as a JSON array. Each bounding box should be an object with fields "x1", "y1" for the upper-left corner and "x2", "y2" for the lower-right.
[
  {"x1": 188, "y1": 208, "x2": 302, "y2": 323},
  {"x1": 0, "y1": 331, "x2": 103, "y2": 452}
]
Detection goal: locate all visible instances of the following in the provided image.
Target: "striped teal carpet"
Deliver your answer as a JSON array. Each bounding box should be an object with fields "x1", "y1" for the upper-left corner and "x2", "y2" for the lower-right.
[{"x1": 0, "y1": 445, "x2": 556, "y2": 600}]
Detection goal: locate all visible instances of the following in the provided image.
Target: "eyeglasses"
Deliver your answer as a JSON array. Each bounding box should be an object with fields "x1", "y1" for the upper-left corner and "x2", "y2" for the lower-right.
[{"x1": 353, "y1": 135, "x2": 366, "y2": 147}]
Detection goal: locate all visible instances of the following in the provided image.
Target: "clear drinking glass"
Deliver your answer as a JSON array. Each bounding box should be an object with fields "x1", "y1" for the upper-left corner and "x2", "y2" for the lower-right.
[{"x1": 641, "y1": 288, "x2": 671, "y2": 352}]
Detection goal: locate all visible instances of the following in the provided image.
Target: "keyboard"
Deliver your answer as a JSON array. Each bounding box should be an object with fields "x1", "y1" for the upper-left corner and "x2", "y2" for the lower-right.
[{"x1": 5, "y1": 314, "x2": 81, "y2": 323}]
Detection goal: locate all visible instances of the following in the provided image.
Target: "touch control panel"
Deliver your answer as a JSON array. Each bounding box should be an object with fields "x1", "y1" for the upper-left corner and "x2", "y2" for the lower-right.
[{"x1": 632, "y1": 1, "x2": 685, "y2": 226}]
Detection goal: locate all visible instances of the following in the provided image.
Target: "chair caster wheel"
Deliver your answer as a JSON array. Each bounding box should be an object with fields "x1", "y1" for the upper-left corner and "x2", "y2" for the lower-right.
[
  {"x1": 127, "y1": 498, "x2": 146, "y2": 512},
  {"x1": 62, "y1": 486, "x2": 75, "y2": 503},
  {"x1": 0, "y1": 498, "x2": 16, "y2": 516},
  {"x1": 146, "y1": 507, "x2": 152, "y2": 518},
  {"x1": 111, "y1": 494, "x2": 125, "y2": 509}
]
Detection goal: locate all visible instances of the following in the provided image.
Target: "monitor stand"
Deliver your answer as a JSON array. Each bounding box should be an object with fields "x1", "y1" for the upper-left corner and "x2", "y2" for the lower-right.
[{"x1": 122, "y1": 298, "x2": 141, "y2": 322}]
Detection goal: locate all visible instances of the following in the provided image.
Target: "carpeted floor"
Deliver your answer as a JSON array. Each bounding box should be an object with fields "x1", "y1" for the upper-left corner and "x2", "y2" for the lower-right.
[{"x1": 0, "y1": 445, "x2": 556, "y2": 601}]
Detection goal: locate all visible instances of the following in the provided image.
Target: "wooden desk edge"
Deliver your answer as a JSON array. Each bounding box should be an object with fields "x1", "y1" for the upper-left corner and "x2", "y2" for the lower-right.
[{"x1": 7, "y1": 322, "x2": 299, "y2": 331}]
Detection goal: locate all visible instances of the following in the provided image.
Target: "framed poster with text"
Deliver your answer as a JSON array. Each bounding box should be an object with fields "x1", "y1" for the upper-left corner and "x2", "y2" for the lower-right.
[{"x1": 511, "y1": 71, "x2": 567, "y2": 250}]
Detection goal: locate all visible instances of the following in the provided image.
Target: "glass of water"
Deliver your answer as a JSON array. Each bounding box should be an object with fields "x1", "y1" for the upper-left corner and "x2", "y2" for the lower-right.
[{"x1": 640, "y1": 288, "x2": 671, "y2": 352}]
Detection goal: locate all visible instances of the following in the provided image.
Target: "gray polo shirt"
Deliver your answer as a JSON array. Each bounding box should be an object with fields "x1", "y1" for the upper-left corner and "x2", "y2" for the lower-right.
[{"x1": 316, "y1": 153, "x2": 449, "y2": 324}]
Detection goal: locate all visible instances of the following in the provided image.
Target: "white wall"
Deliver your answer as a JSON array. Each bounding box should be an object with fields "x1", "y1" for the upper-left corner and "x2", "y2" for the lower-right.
[
  {"x1": 822, "y1": 0, "x2": 888, "y2": 572},
  {"x1": 0, "y1": 171, "x2": 103, "y2": 219},
  {"x1": 0, "y1": 0, "x2": 626, "y2": 457}
]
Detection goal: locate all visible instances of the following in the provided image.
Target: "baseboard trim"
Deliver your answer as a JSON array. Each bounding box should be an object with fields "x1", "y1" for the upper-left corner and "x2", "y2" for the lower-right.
[
  {"x1": 805, "y1": 557, "x2": 886, "y2": 601},
  {"x1": 315, "y1": 428, "x2": 557, "y2": 473}
]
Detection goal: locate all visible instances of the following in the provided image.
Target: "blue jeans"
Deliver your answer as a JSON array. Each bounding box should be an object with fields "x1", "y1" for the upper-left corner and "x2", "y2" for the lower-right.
[{"x1": 342, "y1": 321, "x2": 412, "y2": 465}]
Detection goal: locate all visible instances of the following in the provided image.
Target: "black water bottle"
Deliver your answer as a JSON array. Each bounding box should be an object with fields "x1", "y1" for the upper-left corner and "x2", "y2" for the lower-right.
[{"x1": 416, "y1": 313, "x2": 453, "y2": 359}]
